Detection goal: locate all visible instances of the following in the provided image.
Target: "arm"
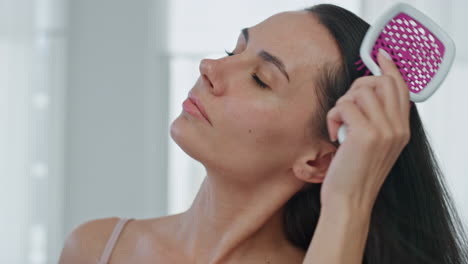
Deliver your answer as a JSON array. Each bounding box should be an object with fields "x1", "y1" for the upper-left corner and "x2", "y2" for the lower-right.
[{"x1": 302, "y1": 202, "x2": 372, "y2": 264}]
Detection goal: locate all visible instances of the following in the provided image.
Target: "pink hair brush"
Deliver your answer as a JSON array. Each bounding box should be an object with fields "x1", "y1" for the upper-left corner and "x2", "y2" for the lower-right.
[{"x1": 337, "y1": 3, "x2": 456, "y2": 144}]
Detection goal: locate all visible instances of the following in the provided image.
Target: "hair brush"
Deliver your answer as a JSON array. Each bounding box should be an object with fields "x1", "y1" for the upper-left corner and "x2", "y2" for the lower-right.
[{"x1": 337, "y1": 2, "x2": 456, "y2": 144}]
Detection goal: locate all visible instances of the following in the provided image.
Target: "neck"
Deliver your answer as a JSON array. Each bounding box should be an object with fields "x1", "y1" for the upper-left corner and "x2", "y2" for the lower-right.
[{"x1": 173, "y1": 169, "x2": 306, "y2": 264}]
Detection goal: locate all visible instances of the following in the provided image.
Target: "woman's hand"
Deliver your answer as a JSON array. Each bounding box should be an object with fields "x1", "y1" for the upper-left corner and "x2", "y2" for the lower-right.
[{"x1": 321, "y1": 49, "x2": 412, "y2": 211}]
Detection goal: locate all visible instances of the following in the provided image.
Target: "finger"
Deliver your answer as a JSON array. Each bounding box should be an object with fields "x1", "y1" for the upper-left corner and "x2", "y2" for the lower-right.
[
  {"x1": 347, "y1": 76, "x2": 401, "y2": 127},
  {"x1": 377, "y1": 48, "x2": 405, "y2": 86},
  {"x1": 377, "y1": 48, "x2": 411, "y2": 114},
  {"x1": 346, "y1": 86, "x2": 392, "y2": 132},
  {"x1": 327, "y1": 100, "x2": 368, "y2": 142},
  {"x1": 374, "y1": 77, "x2": 407, "y2": 132}
]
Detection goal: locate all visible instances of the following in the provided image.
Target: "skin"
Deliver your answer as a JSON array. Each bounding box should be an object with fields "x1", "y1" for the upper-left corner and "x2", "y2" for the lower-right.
[{"x1": 59, "y1": 8, "x2": 411, "y2": 264}]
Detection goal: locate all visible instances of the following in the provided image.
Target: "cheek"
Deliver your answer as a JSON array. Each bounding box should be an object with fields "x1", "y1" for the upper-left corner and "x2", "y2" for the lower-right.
[{"x1": 226, "y1": 98, "x2": 288, "y2": 147}]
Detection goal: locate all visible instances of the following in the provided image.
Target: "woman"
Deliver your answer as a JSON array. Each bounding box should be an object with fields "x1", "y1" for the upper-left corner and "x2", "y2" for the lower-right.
[{"x1": 59, "y1": 4, "x2": 468, "y2": 264}]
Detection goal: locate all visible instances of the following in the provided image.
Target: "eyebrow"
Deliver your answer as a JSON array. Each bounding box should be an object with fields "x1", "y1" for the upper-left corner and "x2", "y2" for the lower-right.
[{"x1": 241, "y1": 28, "x2": 290, "y2": 83}]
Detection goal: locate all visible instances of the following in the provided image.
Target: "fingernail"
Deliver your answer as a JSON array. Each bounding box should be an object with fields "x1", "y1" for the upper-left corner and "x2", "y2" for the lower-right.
[{"x1": 379, "y1": 48, "x2": 392, "y2": 60}]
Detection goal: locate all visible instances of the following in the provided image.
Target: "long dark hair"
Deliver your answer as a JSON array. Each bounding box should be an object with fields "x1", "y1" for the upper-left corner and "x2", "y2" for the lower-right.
[{"x1": 282, "y1": 4, "x2": 468, "y2": 264}]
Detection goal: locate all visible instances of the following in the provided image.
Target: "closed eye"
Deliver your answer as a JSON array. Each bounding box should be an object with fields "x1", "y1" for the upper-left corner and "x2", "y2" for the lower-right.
[
  {"x1": 224, "y1": 49, "x2": 270, "y2": 89},
  {"x1": 250, "y1": 73, "x2": 268, "y2": 89}
]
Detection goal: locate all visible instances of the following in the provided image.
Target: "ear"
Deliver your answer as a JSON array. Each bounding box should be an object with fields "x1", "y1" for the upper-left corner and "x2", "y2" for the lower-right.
[{"x1": 292, "y1": 147, "x2": 335, "y2": 184}]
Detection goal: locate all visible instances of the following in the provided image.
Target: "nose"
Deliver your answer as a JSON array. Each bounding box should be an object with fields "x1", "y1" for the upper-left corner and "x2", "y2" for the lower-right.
[{"x1": 199, "y1": 58, "x2": 224, "y2": 96}]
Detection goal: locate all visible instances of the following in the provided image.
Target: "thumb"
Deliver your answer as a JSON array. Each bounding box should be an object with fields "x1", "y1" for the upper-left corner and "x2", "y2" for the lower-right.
[
  {"x1": 377, "y1": 48, "x2": 398, "y2": 76},
  {"x1": 377, "y1": 48, "x2": 407, "y2": 88}
]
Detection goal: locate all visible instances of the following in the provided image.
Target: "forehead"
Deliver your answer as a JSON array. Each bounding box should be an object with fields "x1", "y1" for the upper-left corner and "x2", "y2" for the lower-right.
[{"x1": 248, "y1": 11, "x2": 341, "y2": 85}]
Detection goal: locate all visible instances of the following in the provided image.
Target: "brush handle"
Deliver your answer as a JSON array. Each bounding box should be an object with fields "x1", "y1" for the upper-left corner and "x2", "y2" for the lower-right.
[{"x1": 337, "y1": 124, "x2": 347, "y2": 144}]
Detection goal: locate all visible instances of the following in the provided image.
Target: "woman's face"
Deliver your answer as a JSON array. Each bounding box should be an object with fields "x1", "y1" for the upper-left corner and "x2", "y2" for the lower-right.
[{"x1": 170, "y1": 11, "x2": 340, "y2": 183}]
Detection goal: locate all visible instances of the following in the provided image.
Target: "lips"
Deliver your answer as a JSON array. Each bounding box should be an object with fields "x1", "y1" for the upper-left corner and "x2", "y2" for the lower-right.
[{"x1": 188, "y1": 92, "x2": 211, "y2": 125}]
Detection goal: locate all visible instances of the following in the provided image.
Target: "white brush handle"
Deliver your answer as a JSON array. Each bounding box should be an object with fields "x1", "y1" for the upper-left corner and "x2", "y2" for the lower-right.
[{"x1": 337, "y1": 124, "x2": 348, "y2": 144}]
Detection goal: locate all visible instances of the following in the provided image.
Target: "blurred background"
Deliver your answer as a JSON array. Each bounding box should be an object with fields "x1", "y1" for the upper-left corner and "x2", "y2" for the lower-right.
[{"x1": 1, "y1": 0, "x2": 467, "y2": 263}]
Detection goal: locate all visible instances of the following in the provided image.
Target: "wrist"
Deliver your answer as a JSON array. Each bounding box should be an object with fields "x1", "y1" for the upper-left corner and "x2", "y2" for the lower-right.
[
  {"x1": 322, "y1": 192, "x2": 376, "y2": 213},
  {"x1": 304, "y1": 199, "x2": 372, "y2": 264},
  {"x1": 321, "y1": 198, "x2": 374, "y2": 222}
]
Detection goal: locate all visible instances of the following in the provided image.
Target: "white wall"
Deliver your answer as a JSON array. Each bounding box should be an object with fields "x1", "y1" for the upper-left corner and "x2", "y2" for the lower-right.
[
  {"x1": 62, "y1": 0, "x2": 169, "y2": 252},
  {"x1": 0, "y1": 0, "x2": 67, "y2": 262}
]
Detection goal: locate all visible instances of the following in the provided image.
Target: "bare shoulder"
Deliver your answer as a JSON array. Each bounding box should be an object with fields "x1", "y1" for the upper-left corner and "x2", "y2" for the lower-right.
[
  {"x1": 58, "y1": 215, "x2": 183, "y2": 263},
  {"x1": 58, "y1": 217, "x2": 121, "y2": 264},
  {"x1": 59, "y1": 216, "x2": 181, "y2": 264}
]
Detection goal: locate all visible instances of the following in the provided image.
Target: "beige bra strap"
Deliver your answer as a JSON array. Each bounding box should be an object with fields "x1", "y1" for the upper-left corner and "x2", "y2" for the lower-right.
[{"x1": 98, "y1": 218, "x2": 134, "y2": 264}]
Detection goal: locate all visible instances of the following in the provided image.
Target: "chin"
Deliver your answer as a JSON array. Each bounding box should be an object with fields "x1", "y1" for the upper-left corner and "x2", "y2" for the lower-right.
[{"x1": 169, "y1": 115, "x2": 208, "y2": 163}]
